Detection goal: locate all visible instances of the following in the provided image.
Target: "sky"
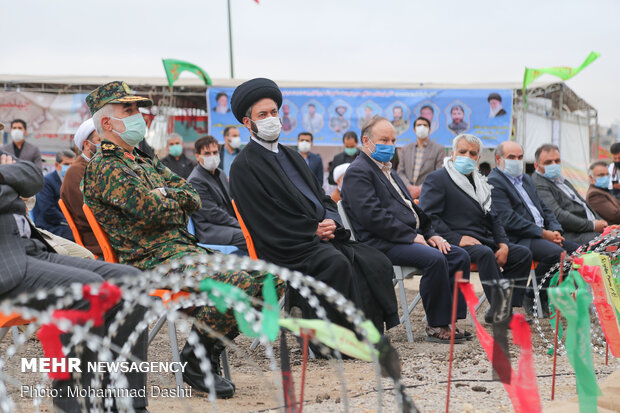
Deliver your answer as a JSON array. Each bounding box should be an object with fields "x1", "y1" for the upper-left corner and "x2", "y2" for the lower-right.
[{"x1": 2, "y1": 0, "x2": 619, "y2": 125}]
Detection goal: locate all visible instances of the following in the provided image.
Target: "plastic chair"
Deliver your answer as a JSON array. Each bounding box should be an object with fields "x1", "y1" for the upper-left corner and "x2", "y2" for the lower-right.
[
  {"x1": 82, "y1": 204, "x2": 118, "y2": 263},
  {"x1": 81, "y1": 204, "x2": 231, "y2": 383},
  {"x1": 58, "y1": 199, "x2": 87, "y2": 248},
  {"x1": 0, "y1": 312, "x2": 33, "y2": 358},
  {"x1": 231, "y1": 199, "x2": 258, "y2": 260},
  {"x1": 337, "y1": 201, "x2": 421, "y2": 342},
  {"x1": 187, "y1": 217, "x2": 240, "y2": 255}
]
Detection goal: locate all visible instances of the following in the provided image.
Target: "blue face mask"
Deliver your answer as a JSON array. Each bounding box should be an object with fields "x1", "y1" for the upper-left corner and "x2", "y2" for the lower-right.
[
  {"x1": 502, "y1": 158, "x2": 524, "y2": 177},
  {"x1": 543, "y1": 163, "x2": 562, "y2": 180},
  {"x1": 368, "y1": 140, "x2": 395, "y2": 163},
  {"x1": 454, "y1": 156, "x2": 476, "y2": 175},
  {"x1": 595, "y1": 175, "x2": 610, "y2": 189},
  {"x1": 110, "y1": 113, "x2": 147, "y2": 147},
  {"x1": 60, "y1": 164, "x2": 70, "y2": 177}
]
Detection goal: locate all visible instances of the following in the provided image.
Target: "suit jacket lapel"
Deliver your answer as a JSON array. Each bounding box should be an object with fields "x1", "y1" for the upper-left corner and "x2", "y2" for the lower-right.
[
  {"x1": 362, "y1": 154, "x2": 410, "y2": 210},
  {"x1": 497, "y1": 170, "x2": 536, "y2": 220}
]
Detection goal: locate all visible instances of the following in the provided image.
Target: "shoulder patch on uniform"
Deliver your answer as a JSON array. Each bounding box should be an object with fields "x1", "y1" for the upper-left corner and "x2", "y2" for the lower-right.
[
  {"x1": 102, "y1": 143, "x2": 116, "y2": 156},
  {"x1": 120, "y1": 165, "x2": 139, "y2": 178}
]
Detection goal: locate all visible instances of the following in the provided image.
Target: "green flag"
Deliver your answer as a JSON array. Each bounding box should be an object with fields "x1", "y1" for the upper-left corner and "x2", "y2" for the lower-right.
[
  {"x1": 279, "y1": 318, "x2": 380, "y2": 361},
  {"x1": 162, "y1": 58, "x2": 212, "y2": 87},
  {"x1": 548, "y1": 270, "x2": 601, "y2": 412},
  {"x1": 199, "y1": 273, "x2": 279, "y2": 341},
  {"x1": 522, "y1": 51, "x2": 600, "y2": 99}
]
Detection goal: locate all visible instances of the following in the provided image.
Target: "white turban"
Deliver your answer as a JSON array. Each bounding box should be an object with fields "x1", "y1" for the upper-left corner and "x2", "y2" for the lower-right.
[
  {"x1": 333, "y1": 163, "x2": 350, "y2": 183},
  {"x1": 74, "y1": 118, "x2": 95, "y2": 150}
]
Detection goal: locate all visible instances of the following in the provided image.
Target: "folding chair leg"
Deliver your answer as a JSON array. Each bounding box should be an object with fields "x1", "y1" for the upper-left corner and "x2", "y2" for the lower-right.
[
  {"x1": 148, "y1": 314, "x2": 167, "y2": 345},
  {"x1": 10, "y1": 326, "x2": 20, "y2": 342},
  {"x1": 167, "y1": 319, "x2": 185, "y2": 394},
  {"x1": 221, "y1": 349, "x2": 231, "y2": 381},
  {"x1": 394, "y1": 267, "x2": 413, "y2": 342},
  {"x1": 250, "y1": 297, "x2": 285, "y2": 350},
  {"x1": 529, "y1": 269, "x2": 544, "y2": 318},
  {"x1": 470, "y1": 295, "x2": 487, "y2": 327}
]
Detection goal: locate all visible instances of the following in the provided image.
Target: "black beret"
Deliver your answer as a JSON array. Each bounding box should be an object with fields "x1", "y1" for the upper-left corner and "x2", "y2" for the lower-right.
[
  {"x1": 487, "y1": 92, "x2": 502, "y2": 102},
  {"x1": 230, "y1": 78, "x2": 283, "y2": 123}
]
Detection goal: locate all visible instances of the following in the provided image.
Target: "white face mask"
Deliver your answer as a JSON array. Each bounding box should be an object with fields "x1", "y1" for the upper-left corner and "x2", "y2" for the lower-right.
[
  {"x1": 415, "y1": 125, "x2": 429, "y2": 139},
  {"x1": 252, "y1": 117, "x2": 282, "y2": 142},
  {"x1": 200, "y1": 154, "x2": 220, "y2": 171},
  {"x1": 11, "y1": 129, "x2": 25, "y2": 142},
  {"x1": 229, "y1": 136, "x2": 241, "y2": 149},
  {"x1": 298, "y1": 141, "x2": 312, "y2": 153}
]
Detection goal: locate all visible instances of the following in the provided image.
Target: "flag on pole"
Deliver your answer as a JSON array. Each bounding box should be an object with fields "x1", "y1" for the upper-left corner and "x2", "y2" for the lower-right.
[
  {"x1": 162, "y1": 58, "x2": 212, "y2": 87},
  {"x1": 522, "y1": 52, "x2": 600, "y2": 100}
]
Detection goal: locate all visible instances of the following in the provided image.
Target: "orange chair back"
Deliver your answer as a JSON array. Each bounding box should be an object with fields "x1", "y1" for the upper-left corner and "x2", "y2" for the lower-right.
[
  {"x1": 231, "y1": 199, "x2": 258, "y2": 260},
  {"x1": 0, "y1": 312, "x2": 32, "y2": 328},
  {"x1": 150, "y1": 289, "x2": 191, "y2": 307},
  {"x1": 82, "y1": 204, "x2": 118, "y2": 263},
  {"x1": 58, "y1": 199, "x2": 85, "y2": 248}
]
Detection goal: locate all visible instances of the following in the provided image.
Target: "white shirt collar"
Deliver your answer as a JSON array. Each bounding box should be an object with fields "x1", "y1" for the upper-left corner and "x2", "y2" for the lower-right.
[{"x1": 251, "y1": 136, "x2": 279, "y2": 153}]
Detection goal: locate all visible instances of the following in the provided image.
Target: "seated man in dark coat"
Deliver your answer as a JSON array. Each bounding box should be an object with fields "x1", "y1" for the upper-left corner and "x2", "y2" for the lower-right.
[
  {"x1": 0, "y1": 150, "x2": 147, "y2": 412},
  {"x1": 32, "y1": 149, "x2": 76, "y2": 240},
  {"x1": 160, "y1": 133, "x2": 196, "y2": 179},
  {"x1": 585, "y1": 161, "x2": 620, "y2": 224},
  {"x1": 328, "y1": 131, "x2": 360, "y2": 185},
  {"x1": 297, "y1": 131, "x2": 324, "y2": 185},
  {"x1": 187, "y1": 135, "x2": 247, "y2": 253},
  {"x1": 420, "y1": 134, "x2": 532, "y2": 322},
  {"x1": 342, "y1": 116, "x2": 472, "y2": 343},
  {"x1": 532, "y1": 143, "x2": 605, "y2": 245},
  {"x1": 229, "y1": 78, "x2": 398, "y2": 333},
  {"x1": 488, "y1": 141, "x2": 579, "y2": 316}
]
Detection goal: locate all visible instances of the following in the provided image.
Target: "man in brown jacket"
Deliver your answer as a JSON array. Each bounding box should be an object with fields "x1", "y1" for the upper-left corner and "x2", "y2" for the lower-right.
[
  {"x1": 60, "y1": 118, "x2": 103, "y2": 256},
  {"x1": 586, "y1": 161, "x2": 620, "y2": 224},
  {"x1": 397, "y1": 116, "x2": 446, "y2": 199}
]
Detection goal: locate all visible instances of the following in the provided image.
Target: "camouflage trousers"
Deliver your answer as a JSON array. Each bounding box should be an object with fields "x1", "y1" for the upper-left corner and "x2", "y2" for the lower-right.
[{"x1": 166, "y1": 262, "x2": 284, "y2": 344}]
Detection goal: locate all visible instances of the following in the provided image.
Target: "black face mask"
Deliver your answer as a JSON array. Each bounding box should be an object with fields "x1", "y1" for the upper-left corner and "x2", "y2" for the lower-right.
[{"x1": 614, "y1": 161, "x2": 620, "y2": 170}]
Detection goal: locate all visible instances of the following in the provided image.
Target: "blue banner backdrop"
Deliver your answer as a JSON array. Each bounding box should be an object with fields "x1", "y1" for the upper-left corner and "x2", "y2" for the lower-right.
[{"x1": 207, "y1": 87, "x2": 513, "y2": 147}]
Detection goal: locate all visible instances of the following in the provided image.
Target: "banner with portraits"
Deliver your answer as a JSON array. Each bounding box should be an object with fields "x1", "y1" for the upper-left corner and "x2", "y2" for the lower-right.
[{"x1": 207, "y1": 87, "x2": 513, "y2": 147}]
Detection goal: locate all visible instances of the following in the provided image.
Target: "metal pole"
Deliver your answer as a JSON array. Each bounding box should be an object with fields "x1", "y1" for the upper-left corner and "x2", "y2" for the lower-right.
[
  {"x1": 594, "y1": 111, "x2": 600, "y2": 161},
  {"x1": 557, "y1": 84, "x2": 564, "y2": 150},
  {"x1": 521, "y1": 90, "x2": 527, "y2": 150},
  {"x1": 227, "y1": 0, "x2": 235, "y2": 79}
]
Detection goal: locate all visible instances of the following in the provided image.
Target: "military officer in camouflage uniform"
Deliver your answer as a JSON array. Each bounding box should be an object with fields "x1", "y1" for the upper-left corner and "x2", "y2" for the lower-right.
[{"x1": 82, "y1": 81, "x2": 282, "y2": 398}]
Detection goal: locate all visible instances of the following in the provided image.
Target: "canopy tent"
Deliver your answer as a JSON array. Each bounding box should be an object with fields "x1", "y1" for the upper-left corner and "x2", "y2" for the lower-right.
[{"x1": 0, "y1": 74, "x2": 597, "y2": 190}]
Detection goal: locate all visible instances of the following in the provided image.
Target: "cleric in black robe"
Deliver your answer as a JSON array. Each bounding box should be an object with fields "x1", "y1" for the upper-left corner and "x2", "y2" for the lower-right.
[{"x1": 228, "y1": 78, "x2": 398, "y2": 332}]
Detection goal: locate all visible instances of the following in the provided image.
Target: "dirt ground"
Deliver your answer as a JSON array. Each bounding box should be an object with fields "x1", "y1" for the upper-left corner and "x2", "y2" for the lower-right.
[{"x1": 5, "y1": 273, "x2": 619, "y2": 412}]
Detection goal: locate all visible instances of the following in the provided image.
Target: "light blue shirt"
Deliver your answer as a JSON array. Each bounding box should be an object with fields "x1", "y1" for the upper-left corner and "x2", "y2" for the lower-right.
[
  {"x1": 503, "y1": 171, "x2": 545, "y2": 227},
  {"x1": 222, "y1": 149, "x2": 237, "y2": 177}
]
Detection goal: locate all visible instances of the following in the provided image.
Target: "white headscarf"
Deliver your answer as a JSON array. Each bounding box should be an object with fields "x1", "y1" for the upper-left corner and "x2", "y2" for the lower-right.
[
  {"x1": 443, "y1": 156, "x2": 493, "y2": 213},
  {"x1": 73, "y1": 118, "x2": 95, "y2": 151}
]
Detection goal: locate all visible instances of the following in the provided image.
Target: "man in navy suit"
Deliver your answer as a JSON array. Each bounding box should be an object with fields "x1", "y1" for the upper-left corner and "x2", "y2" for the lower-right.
[
  {"x1": 420, "y1": 135, "x2": 532, "y2": 321},
  {"x1": 297, "y1": 132, "x2": 324, "y2": 185},
  {"x1": 32, "y1": 149, "x2": 76, "y2": 240},
  {"x1": 488, "y1": 141, "x2": 579, "y2": 316},
  {"x1": 342, "y1": 115, "x2": 471, "y2": 344}
]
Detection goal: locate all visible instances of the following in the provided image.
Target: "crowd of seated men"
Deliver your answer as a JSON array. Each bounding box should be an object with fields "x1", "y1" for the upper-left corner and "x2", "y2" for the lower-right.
[{"x1": 1, "y1": 77, "x2": 616, "y2": 410}]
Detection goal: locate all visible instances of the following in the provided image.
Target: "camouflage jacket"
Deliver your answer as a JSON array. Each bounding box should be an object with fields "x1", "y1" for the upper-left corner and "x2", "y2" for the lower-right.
[{"x1": 83, "y1": 140, "x2": 205, "y2": 270}]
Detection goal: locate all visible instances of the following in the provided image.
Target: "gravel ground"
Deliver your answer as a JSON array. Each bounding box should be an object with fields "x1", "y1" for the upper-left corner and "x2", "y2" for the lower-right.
[{"x1": 4, "y1": 274, "x2": 619, "y2": 412}]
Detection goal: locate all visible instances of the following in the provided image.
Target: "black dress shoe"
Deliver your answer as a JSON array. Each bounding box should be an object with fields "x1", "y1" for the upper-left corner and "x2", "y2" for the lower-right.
[
  {"x1": 522, "y1": 295, "x2": 535, "y2": 317},
  {"x1": 180, "y1": 330, "x2": 235, "y2": 398},
  {"x1": 484, "y1": 307, "x2": 494, "y2": 324}
]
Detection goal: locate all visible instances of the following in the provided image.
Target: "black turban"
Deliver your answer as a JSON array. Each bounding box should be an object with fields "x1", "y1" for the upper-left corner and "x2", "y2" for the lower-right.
[
  {"x1": 230, "y1": 78, "x2": 283, "y2": 123},
  {"x1": 487, "y1": 92, "x2": 502, "y2": 102}
]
